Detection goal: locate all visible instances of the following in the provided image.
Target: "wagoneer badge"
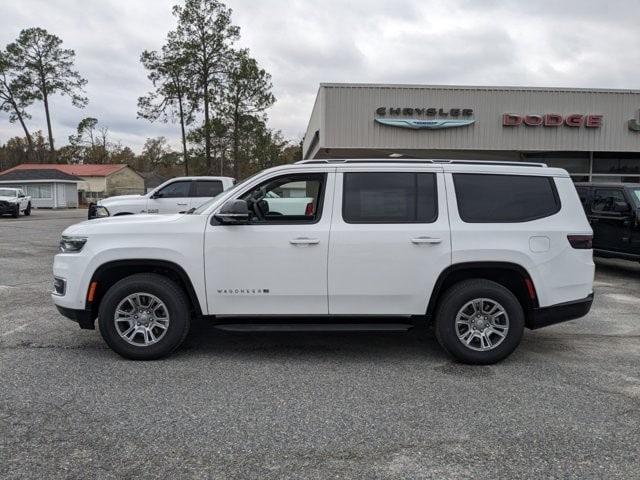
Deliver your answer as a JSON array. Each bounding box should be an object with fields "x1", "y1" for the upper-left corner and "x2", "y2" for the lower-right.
[{"x1": 375, "y1": 118, "x2": 475, "y2": 130}]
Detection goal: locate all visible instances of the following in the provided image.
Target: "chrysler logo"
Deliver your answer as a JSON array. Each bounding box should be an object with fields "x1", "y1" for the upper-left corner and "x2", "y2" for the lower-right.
[{"x1": 375, "y1": 118, "x2": 476, "y2": 130}]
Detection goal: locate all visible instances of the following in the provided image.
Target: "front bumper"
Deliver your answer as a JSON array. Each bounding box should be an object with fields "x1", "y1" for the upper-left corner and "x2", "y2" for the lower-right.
[
  {"x1": 527, "y1": 293, "x2": 594, "y2": 330},
  {"x1": 55, "y1": 305, "x2": 96, "y2": 330},
  {"x1": 0, "y1": 201, "x2": 18, "y2": 214}
]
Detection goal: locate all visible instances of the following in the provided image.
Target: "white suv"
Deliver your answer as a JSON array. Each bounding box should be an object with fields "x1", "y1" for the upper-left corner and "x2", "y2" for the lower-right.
[
  {"x1": 89, "y1": 176, "x2": 235, "y2": 218},
  {"x1": 52, "y1": 159, "x2": 594, "y2": 364}
]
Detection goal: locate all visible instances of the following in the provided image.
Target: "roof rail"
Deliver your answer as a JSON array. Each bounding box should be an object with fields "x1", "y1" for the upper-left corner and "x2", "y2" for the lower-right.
[{"x1": 295, "y1": 159, "x2": 547, "y2": 168}]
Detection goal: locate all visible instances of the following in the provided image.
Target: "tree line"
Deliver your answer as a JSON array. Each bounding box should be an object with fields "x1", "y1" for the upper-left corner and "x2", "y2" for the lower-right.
[{"x1": 0, "y1": 0, "x2": 301, "y2": 178}]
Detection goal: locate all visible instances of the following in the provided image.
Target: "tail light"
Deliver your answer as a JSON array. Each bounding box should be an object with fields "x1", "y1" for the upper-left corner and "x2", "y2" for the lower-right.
[
  {"x1": 568, "y1": 234, "x2": 593, "y2": 249},
  {"x1": 305, "y1": 202, "x2": 314, "y2": 216}
]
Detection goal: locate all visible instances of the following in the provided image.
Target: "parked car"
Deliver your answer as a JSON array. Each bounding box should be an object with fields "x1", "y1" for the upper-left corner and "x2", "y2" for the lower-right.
[
  {"x1": 88, "y1": 176, "x2": 235, "y2": 218},
  {"x1": 0, "y1": 187, "x2": 31, "y2": 217},
  {"x1": 575, "y1": 182, "x2": 640, "y2": 262},
  {"x1": 53, "y1": 159, "x2": 594, "y2": 364}
]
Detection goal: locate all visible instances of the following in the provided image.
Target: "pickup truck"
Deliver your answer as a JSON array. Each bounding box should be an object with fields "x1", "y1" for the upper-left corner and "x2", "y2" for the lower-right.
[
  {"x1": 0, "y1": 187, "x2": 32, "y2": 217},
  {"x1": 89, "y1": 176, "x2": 235, "y2": 218}
]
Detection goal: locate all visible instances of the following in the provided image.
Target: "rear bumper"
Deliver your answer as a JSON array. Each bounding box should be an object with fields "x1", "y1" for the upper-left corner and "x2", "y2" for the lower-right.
[
  {"x1": 527, "y1": 293, "x2": 594, "y2": 330},
  {"x1": 55, "y1": 305, "x2": 95, "y2": 330}
]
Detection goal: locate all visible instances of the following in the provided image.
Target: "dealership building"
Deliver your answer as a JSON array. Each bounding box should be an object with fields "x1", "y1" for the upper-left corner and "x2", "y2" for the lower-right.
[{"x1": 303, "y1": 83, "x2": 640, "y2": 182}]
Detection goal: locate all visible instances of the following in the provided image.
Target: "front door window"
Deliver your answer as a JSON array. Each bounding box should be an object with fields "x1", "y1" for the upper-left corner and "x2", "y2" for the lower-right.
[{"x1": 240, "y1": 174, "x2": 325, "y2": 223}]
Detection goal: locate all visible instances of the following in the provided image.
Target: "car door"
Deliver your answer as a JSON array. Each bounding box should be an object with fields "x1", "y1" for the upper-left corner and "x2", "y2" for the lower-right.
[
  {"x1": 189, "y1": 179, "x2": 225, "y2": 211},
  {"x1": 328, "y1": 167, "x2": 451, "y2": 315},
  {"x1": 590, "y1": 188, "x2": 633, "y2": 253},
  {"x1": 204, "y1": 170, "x2": 334, "y2": 315},
  {"x1": 147, "y1": 180, "x2": 192, "y2": 214}
]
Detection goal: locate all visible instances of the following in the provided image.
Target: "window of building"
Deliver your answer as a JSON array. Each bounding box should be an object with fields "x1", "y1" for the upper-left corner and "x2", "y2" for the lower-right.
[
  {"x1": 591, "y1": 189, "x2": 627, "y2": 213},
  {"x1": 524, "y1": 152, "x2": 590, "y2": 174},
  {"x1": 26, "y1": 184, "x2": 52, "y2": 199},
  {"x1": 342, "y1": 172, "x2": 437, "y2": 224},
  {"x1": 453, "y1": 174, "x2": 560, "y2": 223},
  {"x1": 240, "y1": 173, "x2": 325, "y2": 223},
  {"x1": 593, "y1": 153, "x2": 640, "y2": 174},
  {"x1": 192, "y1": 180, "x2": 223, "y2": 197},
  {"x1": 571, "y1": 175, "x2": 590, "y2": 183}
]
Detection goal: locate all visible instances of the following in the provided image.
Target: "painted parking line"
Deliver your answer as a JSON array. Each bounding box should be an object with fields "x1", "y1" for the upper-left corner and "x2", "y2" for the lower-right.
[{"x1": 1, "y1": 320, "x2": 40, "y2": 337}]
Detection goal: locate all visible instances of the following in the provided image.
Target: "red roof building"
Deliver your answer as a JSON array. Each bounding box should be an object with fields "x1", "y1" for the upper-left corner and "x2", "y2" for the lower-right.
[
  {"x1": 0, "y1": 163, "x2": 145, "y2": 202},
  {"x1": 0, "y1": 163, "x2": 129, "y2": 177}
]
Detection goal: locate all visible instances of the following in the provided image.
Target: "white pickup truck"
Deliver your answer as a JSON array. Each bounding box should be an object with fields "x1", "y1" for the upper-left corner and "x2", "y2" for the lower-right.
[
  {"x1": 0, "y1": 187, "x2": 32, "y2": 217},
  {"x1": 89, "y1": 176, "x2": 235, "y2": 219}
]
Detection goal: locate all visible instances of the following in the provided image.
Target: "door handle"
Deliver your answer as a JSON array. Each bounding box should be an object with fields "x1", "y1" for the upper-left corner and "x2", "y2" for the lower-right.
[
  {"x1": 290, "y1": 237, "x2": 320, "y2": 245},
  {"x1": 410, "y1": 236, "x2": 442, "y2": 245},
  {"x1": 177, "y1": 202, "x2": 189, "y2": 206}
]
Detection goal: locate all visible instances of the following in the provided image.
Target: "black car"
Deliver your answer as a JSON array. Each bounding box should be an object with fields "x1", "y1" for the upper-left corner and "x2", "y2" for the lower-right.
[{"x1": 575, "y1": 182, "x2": 640, "y2": 262}]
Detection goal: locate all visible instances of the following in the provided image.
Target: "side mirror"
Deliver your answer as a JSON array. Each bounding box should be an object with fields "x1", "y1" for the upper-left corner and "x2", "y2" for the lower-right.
[
  {"x1": 150, "y1": 192, "x2": 162, "y2": 199},
  {"x1": 614, "y1": 201, "x2": 631, "y2": 214},
  {"x1": 214, "y1": 199, "x2": 249, "y2": 225}
]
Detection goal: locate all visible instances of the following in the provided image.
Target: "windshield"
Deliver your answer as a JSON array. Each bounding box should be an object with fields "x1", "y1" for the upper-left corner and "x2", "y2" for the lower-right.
[
  {"x1": 191, "y1": 172, "x2": 262, "y2": 214},
  {"x1": 631, "y1": 188, "x2": 640, "y2": 207},
  {"x1": 0, "y1": 188, "x2": 17, "y2": 197}
]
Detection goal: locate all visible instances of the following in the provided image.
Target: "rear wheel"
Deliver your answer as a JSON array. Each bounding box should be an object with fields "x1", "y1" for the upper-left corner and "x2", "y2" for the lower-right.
[
  {"x1": 434, "y1": 279, "x2": 524, "y2": 365},
  {"x1": 98, "y1": 273, "x2": 191, "y2": 360},
  {"x1": 24, "y1": 203, "x2": 31, "y2": 216}
]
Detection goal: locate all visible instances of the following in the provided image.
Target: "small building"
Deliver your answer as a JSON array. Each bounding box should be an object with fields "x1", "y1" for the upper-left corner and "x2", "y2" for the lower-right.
[
  {"x1": 304, "y1": 83, "x2": 640, "y2": 182},
  {"x1": 0, "y1": 169, "x2": 80, "y2": 208},
  {"x1": 0, "y1": 164, "x2": 145, "y2": 204}
]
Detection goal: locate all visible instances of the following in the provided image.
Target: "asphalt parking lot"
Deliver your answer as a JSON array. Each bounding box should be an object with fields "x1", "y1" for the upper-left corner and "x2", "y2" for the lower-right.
[{"x1": 1, "y1": 209, "x2": 639, "y2": 479}]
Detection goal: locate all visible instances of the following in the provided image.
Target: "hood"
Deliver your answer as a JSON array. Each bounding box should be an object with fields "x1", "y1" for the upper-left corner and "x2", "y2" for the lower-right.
[
  {"x1": 0, "y1": 195, "x2": 18, "y2": 202},
  {"x1": 98, "y1": 194, "x2": 145, "y2": 205},
  {"x1": 63, "y1": 213, "x2": 187, "y2": 236}
]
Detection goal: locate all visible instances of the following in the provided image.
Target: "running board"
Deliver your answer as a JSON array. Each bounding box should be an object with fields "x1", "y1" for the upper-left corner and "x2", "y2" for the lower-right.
[{"x1": 213, "y1": 323, "x2": 414, "y2": 333}]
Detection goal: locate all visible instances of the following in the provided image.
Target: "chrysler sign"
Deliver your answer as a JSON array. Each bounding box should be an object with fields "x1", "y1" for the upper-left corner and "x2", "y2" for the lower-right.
[
  {"x1": 503, "y1": 113, "x2": 603, "y2": 128},
  {"x1": 375, "y1": 106, "x2": 475, "y2": 130}
]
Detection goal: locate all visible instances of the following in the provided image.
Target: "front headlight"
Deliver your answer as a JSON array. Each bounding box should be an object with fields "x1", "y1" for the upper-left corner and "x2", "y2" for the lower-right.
[{"x1": 59, "y1": 235, "x2": 87, "y2": 253}]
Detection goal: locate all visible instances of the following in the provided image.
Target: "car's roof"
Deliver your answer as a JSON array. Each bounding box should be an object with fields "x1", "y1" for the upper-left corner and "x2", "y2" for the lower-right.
[
  {"x1": 286, "y1": 159, "x2": 570, "y2": 177},
  {"x1": 575, "y1": 182, "x2": 640, "y2": 188}
]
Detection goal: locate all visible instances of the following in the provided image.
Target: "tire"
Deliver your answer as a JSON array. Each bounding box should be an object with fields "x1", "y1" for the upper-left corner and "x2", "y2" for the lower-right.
[
  {"x1": 434, "y1": 279, "x2": 524, "y2": 365},
  {"x1": 24, "y1": 203, "x2": 31, "y2": 216},
  {"x1": 12, "y1": 204, "x2": 19, "y2": 218},
  {"x1": 98, "y1": 273, "x2": 191, "y2": 360}
]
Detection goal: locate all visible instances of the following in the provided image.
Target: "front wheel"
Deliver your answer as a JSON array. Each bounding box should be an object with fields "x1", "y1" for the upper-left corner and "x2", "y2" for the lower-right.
[
  {"x1": 434, "y1": 279, "x2": 524, "y2": 365},
  {"x1": 98, "y1": 273, "x2": 191, "y2": 360},
  {"x1": 12, "y1": 204, "x2": 19, "y2": 218}
]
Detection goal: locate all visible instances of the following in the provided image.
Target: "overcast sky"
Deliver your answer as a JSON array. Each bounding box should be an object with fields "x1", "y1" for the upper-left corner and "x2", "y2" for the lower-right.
[{"x1": 0, "y1": 0, "x2": 638, "y2": 153}]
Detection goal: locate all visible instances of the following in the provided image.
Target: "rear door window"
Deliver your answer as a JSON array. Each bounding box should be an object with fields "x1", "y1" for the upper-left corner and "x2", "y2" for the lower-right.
[
  {"x1": 342, "y1": 172, "x2": 438, "y2": 223},
  {"x1": 453, "y1": 173, "x2": 561, "y2": 223},
  {"x1": 575, "y1": 187, "x2": 590, "y2": 208},
  {"x1": 192, "y1": 180, "x2": 224, "y2": 197}
]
